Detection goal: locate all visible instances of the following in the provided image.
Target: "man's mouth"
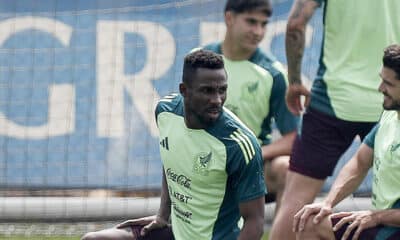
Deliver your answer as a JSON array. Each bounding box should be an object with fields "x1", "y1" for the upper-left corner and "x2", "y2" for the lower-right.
[{"x1": 207, "y1": 107, "x2": 221, "y2": 115}]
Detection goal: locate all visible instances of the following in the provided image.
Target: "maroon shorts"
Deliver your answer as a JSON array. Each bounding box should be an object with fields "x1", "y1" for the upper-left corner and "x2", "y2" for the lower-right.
[
  {"x1": 289, "y1": 108, "x2": 376, "y2": 179},
  {"x1": 331, "y1": 216, "x2": 400, "y2": 240},
  {"x1": 131, "y1": 225, "x2": 174, "y2": 240}
]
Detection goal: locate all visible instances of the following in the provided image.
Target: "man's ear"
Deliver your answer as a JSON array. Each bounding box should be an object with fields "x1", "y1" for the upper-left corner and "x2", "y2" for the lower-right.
[
  {"x1": 224, "y1": 11, "x2": 234, "y2": 27},
  {"x1": 179, "y1": 83, "x2": 186, "y2": 96}
]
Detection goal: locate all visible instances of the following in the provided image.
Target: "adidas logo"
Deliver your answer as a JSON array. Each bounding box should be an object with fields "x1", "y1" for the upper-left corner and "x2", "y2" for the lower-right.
[{"x1": 160, "y1": 137, "x2": 169, "y2": 150}]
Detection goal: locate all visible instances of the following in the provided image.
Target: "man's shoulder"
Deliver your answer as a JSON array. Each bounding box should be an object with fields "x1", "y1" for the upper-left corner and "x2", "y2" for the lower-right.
[
  {"x1": 378, "y1": 111, "x2": 397, "y2": 126},
  {"x1": 249, "y1": 49, "x2": 286, "y2": 79},
  {"x1": 211, "y1": 110, "x2": 261, "y2": 164},
  {"x1": 202, "y1": 42, "x2": 222, "y2": 54},
  {"x1": 211, "y1": 109, "x2": 259, "y2": 147},
  {"x1": 155, "y1": 93, "x2": 183, "y2": 117}
]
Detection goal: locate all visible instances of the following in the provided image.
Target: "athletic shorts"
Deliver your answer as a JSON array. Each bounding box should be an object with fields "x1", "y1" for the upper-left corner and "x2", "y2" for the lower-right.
[
  {"x1": 331, "y1": 216, "x2": 400, "y2": 240},
  {"x1": 289, "y1": 108, "x2": 376, "y2": 179},
  {"x1": 131, "y1": 225, "x2": 174, "y2": 240}
]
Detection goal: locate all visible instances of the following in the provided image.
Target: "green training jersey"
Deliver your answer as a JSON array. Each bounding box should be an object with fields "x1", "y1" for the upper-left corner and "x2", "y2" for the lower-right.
[
  {"x1": 203, "y1": 43, "x2": 299, "y2": 145},
  {"x1": 155, "y1": 94, "x2": 265, "y2": 240},
  {"x1": 364, "y1": 111, "x2": 400, "y2": 210},
  {"x1": 311, "y1": 0, "x2": 400, "y2": 121}
]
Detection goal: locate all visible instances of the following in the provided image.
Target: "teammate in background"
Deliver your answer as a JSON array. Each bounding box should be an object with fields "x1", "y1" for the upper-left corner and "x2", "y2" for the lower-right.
[
  {"x1": 81, "y1": 50, "x2": 266, "y2": 240},
  {"x1": 294, "y1": 44, "x2": 400, "y2": 240},
  {"x1": 270, "y1": 0, "x2": 400, "y2": 239},
  {"x1": 203, "y1": 0, "x2": 298, "y2": 209}
]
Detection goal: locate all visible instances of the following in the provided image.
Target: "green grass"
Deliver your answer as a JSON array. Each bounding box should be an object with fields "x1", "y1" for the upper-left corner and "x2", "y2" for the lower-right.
[{"x1": 262, "y1": 232, "x2": 269, "y2": 240}]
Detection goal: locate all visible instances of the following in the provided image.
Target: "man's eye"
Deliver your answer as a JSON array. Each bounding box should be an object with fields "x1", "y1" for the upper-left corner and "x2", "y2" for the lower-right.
[
  {"x1": 202, "y1": 88, "x2": 212, "y2": 94},
  {"x1": 247, "y1": 19, "x2": 256, "y2": 25}
]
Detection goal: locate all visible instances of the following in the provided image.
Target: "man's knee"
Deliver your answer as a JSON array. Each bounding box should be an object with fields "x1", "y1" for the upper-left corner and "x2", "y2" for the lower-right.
[
  {"x1": 81, "y1": 232, "x2": 96, "y2": 240},
  {"x1": 265, "y1": 156, "x2": 289, "y2": 187},
  {"x1": 297, "y1": 214, "x2": 334, "y2": 240}
]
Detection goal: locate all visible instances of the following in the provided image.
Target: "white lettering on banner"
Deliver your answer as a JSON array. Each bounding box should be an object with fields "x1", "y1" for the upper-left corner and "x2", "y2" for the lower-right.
[
  {"x1": 0, "y1": 18, "x2": 316, "y2": 140},
  {"x1": 200, "y1": 21, "x2": 314, "y2": 87},
  {"x1": 97, "y1": 21, "x2": 176, "y2": 138},
  {"x1": 0, "y1": 17, "x2": 75, "y2": 139}
]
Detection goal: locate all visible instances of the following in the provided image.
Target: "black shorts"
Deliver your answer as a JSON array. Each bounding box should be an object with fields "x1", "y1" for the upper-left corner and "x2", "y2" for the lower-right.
[
  {"x1": 131, "y1": 225, "x2": 174, "y2": 240},
  {"x1": 289, "y1": 108, "x2": 376, "y2": 179},
  {"x1": 331, "y1": 216, "x2": 400, "y2": 240}
]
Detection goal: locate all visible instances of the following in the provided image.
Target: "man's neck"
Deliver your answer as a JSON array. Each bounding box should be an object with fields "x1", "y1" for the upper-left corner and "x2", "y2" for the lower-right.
[
  {"x1": 184, "y1": 113, "x2": 205, "y2": 130},
  {"x1": 221, "y1": 39, "x2": 255, "y2": 61}
]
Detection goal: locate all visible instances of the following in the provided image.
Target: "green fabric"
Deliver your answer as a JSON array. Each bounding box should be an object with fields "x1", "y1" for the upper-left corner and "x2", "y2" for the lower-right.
[
  {"x1": 310, "y1": 0, "x2": 400, "y2": 121},
  {"x1": 311, "y1": 0, "x2": 324, "y2": 4},
  {"x1": 371, "y1": 111, "x2": 400, "y2": 210},
  {"x1": 155, "y1": 94, "x2": 265, "y2": 240},
  {"x1": 363, "y1": 123, "x2": 379, "y2": 148},
  {"x1": 203, "y1": 44, "x2": 298, "y2": 145},
  {"x1": 375, "y1": 200, "x2": 400, "y2": 240}
]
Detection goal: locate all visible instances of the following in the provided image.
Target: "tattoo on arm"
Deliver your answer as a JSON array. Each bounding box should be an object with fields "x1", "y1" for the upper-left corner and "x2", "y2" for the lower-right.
[{"x1": 286, "y1": 0, "x2": 319, "y2": 84}]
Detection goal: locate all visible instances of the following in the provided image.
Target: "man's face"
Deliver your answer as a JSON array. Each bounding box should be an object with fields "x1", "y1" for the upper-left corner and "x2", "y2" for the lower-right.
[
  {"x1": 226, "y1": 10, "x2": 269, "y2": 52},
  {"x1": 378, "y1": 66, "x2": 400, "y2": 110},
  {"x1": 182, "y1": 68, "x2": 227, "y2": 128}
]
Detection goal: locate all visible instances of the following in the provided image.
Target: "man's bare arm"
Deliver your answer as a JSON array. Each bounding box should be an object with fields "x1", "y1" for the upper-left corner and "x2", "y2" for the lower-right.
[
  {"x1": 261, "y1": 131, "x2": 296, "y2": 161},
  {"x1": 286, "y1": 0, "x2": 320, "y2": 85},
  {"x1": 238, "y1": 196, "x2": 265, "y2": 240},
  {"x1": 158, "y1": 169, "x2": 171, "y2": 222}
]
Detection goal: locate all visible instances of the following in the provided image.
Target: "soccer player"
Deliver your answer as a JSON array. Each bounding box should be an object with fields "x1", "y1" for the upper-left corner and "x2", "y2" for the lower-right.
[
  {"x1": 81, "y1": 50, "x2": 266, "y2": 240},
  {"x1": 293, "y1": 44, "x2": 400, "y2": 240},
  {"x1": 270, "y1": 1, "x2": 400, "y2": 239},
  {"x1": 203, "y1": 0, "x2": 299, "y2": 209}
]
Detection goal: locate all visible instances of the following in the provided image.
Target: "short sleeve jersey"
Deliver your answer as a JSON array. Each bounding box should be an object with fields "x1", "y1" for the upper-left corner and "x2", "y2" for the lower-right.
[
  {"x1": 203, "y1": 43, "x2": 299, "y2": 145},
  {"x1": 363, "y1": 111, "x2": 400, "y2": 210},
  {"x1": 155, "y1": 94, "x2": 265, "y2": 240},
  {"x1": 311, "y1": 0, "x2": 400, "y2": 122}
]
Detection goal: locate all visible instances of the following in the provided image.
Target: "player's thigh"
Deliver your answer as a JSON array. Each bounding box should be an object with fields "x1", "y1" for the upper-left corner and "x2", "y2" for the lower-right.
[
  {"x1": 265, "y1": 155, "x2": 289, "y2": 181},
  {"x1": 289, "y1": 108, "x2": 356, "y2": 179},
  {"x1": 283, "y1": 170, "x2": 324, "y2": 202},
  {"x1": 132, "y1": 225, "x2": 174, "y2": 240},
  {"x1": 81, "y1": 227, "x2": 135, "y2": 240}
]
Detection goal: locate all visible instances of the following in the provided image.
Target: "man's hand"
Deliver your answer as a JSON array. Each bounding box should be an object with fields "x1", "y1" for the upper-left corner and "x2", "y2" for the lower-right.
[
  {"x1": 286, "y1": 83, "x2": 310, "y2": 115},
  {"x1": 293, "y1": 202, "x2": 333, "y2": 232},
  {"x1": 116, "y1": 215, "x2": 169, "y2": 236},
  {"x1": 331, "y1": 211, "x2": 379, "y2": 240}
]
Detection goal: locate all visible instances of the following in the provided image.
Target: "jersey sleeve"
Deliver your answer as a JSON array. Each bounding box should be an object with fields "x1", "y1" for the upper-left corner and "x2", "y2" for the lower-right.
[
  {"x1": 155, "y1": 101, "x2": 163, "y2": 126},
  {"x1": 155, "y1": 93, "x2": 182, "y2": 126},
  {"x1": 363, "y1": 123, "x2": 379, "y2": 148},
  {"x1": 269, "y1": 65, "x2": 299, "y2": 135},
  {"x1": 312, "y1": 0, "x2": 324, "y2": 5},
  {"x1": 227, "y1": 129, "x2": 266, "y2": 202}
]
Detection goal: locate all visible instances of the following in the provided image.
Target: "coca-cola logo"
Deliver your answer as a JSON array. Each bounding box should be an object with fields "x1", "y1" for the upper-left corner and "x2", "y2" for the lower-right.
[{"x1": 166, "y1": 168, "x2": 191, "y2": 189}]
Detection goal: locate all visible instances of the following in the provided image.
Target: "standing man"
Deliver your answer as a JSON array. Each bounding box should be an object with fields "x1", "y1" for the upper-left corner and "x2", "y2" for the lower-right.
[
  {"x1": 270, "y1": 0, "x2": 400, "y2": 239},
  {"x1": 204, "y1": 0, "x2": 299, "y2": 208},
  {"x1": 293, "y1": 44, "x2": 400, "y2": 240},
  {"x1": 81, "y1": 50, "x2": 266, "y2": 240}
]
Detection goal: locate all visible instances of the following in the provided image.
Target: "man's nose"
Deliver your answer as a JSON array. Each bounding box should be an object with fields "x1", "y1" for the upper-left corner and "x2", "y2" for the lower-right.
[
  {"x1": 378, "y1": 81, "x2": 385, "y2": 93},
  {"x1": 210, "y1": 93, "x2": 223, "y2": 105},
  {"x1": 253, "y1": 24, "x2": 265, "y2": 36}
]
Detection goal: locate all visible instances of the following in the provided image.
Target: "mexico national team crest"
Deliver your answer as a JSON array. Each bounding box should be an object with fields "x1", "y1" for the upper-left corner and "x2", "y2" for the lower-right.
[
  {"x1": 241, "y1": 81, "x2": 259, "y2": 101},
  {"x1": 193, "y1": 152, "x2": 212, "y2": 176}
]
